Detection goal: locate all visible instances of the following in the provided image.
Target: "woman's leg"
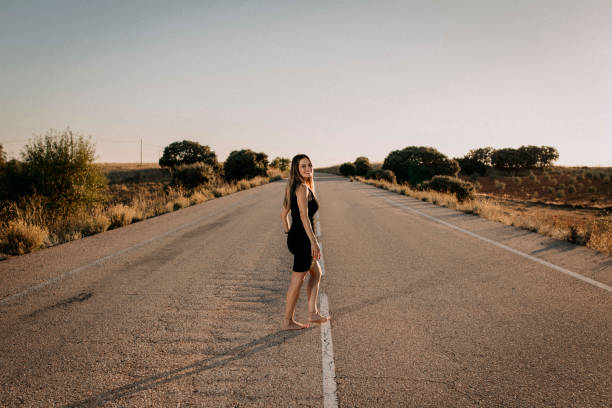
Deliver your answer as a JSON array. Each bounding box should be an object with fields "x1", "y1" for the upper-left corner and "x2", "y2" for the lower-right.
[
  {"x1": 281, "y1": 271, "x2": 309, "y2": 330},
  {"x1": 306, "y1": 261, "x2": 331, "y2": 323}
]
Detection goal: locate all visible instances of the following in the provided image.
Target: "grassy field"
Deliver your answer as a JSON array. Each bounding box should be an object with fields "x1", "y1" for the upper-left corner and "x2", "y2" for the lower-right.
[{"x1": 316, "y1": 163, "x2": 611, "y2": 254}]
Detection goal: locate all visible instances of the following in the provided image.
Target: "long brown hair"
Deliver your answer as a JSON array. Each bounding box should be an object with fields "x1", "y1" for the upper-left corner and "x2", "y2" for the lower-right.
[{"x1": 282, "y1": 154, "x2": 316, "y2": 210}]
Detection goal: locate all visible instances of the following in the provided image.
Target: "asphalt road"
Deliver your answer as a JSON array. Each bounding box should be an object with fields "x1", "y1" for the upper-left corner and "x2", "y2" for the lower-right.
[{"x1": 0, "y1": 172, "x2": 610, "y2": 407}]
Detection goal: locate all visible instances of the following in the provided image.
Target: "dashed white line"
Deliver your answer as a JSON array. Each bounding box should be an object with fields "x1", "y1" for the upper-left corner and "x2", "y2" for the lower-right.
[
  {"x1": 319, "y1": 293, "x2": 338, "y2": 408},
  {"x1": 315, "y1": 214, "x2": 338, "y2": 407}
]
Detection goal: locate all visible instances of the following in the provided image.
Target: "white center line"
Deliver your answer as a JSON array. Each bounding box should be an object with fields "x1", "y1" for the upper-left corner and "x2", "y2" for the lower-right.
[
  {"x1": 319, "y1": 293, "x2": 338, "y2": 408},
  {"x1": 315, "y1": 213, "x2": 338, "y2": 407}
]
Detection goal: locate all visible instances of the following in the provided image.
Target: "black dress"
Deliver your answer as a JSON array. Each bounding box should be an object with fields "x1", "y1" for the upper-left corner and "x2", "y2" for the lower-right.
[{"x1": 287, "y1": 184, "x2": 319, "y2": 272}]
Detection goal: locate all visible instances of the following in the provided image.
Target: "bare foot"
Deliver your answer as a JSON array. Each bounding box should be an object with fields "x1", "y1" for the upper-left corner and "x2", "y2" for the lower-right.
[
  {"x1": 280, "y1": 318, "x2": 309, "y2": 330},
  {"x1": 308, "y1": 312, "x2": 331, "y2": 323}
]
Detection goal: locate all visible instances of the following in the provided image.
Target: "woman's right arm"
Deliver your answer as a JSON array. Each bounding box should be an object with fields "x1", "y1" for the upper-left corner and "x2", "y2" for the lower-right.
[{"x1": 280, "y1": 206, "x2": 290, "y2": 233}]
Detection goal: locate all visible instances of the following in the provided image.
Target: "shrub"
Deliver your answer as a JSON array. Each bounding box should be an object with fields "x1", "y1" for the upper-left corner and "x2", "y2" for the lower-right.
[
  {"x1": 514, "y1": 177, "x2": 522, "y2": 184},
  {"x1": 545, "y1": 186, "x2": 554, "y2": 194},
  {"x1": 366, "y1": 168, "x2": 396, "y2": 183},
  {"x1": 382, "y1": 146, "x2": 459, "y2": 186},
  {"x1": 270, "y1": 157, "x2": 290, "y2": 171},
  {"x1": 339, "y1": 162, "x2": 356, "y2": 176},
  {"x1": 587, "y1": 186, "x2": 596, "y2": 193},
  {"x1": 418, "y1": 175, "x2": 475, "y2": 201},
  {"x1": 170, "y1": 162, "x2": 216, "y2": 189},
  {"x1": 80, "y1": 210, "x2": 111, "y2": 236},
  {"x1": 11, "y1": 128, "x2": 108, "y2": 214},
  {"x1": 159, "y1": 140, "x2": 220, "y2": 170},
  {"x1": 495, "y1": 180, "x2": 506, "y2": 191},
  {"x1": 0, "y1": 219, "x2": 48, "y2": 255},
  {"x1": 0, "y1": 159, "x2": 32, "y2": 202},
  {"x1": 223, "y1": 149, "x2": 268, "y2": 181},
  {"x1": 189, "y1": 190, "x2": 213, "y2": 205},
  {"x1": 353, "y1": 156, "x2": 371, "y2": 177},
  {"x1": 567, "y1": 184, "x2": 576, "y2": 194},
  {"x1": 0, "y1": 144, "x2": 5, "y2": 166},
  {"x1": 237, "y1": 179, "x2": 251, "y2": 191},
  {"x1": 172, "y1": 196, "x2": 189, "y2": 210},
  {"x1": 556, "y1": 189, "x2": 565, "y2": 199}
]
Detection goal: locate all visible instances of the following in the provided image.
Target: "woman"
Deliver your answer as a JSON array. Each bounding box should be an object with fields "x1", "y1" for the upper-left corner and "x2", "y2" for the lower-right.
[{"x1": 280, "y1": 154, "x2": 331, "y2": 330}]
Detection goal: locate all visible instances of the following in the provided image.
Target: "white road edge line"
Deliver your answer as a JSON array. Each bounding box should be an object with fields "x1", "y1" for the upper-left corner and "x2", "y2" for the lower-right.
[
  {"x1": 378, "y1": 194, "x2": 612, "y2": 293},
  {"x1": 315, "y1": 214, "x2": 338, "y2": 407},
  {"x1": 0, "y1": 200, "x2": 244, "y2": 306}
]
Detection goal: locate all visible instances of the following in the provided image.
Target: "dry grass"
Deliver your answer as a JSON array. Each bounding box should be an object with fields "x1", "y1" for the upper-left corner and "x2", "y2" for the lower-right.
[
  {"x1": 0, "y1": 170, "x2": 280, "y2": 257},
  {"x1": 267, "y1": 167, "x2": 288, "y2": 179},
  {"x1": 0, "y1": 219, "x2": 49, "y2": 255},
  {"x1": 355, "y1": 176, "x2": 612, "y2": 254},
  {"x1": 79, "y1": 209, "x2": 111, "y2": 236},
  {"x1": 108, "y1": 204, "x2": 142, "y2": 228}
]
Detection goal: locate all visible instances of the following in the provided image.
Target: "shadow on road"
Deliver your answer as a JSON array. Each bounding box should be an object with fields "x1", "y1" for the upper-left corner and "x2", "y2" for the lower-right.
[{"x1": 64, "y1": 328, "x2": 309, "y2": 407}]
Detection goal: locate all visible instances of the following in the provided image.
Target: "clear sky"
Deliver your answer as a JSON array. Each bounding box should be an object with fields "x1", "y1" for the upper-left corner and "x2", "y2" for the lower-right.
[{"x1": 1, "y1": 0, "x2": 610, "y2": 167}]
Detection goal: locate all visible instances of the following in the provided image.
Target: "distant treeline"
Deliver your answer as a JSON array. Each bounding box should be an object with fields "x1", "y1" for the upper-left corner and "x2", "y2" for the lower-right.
[
  {"x1": 455, "y1": 145, "x2": 559, "y2": 175},
  {"x1": 338, "y1": 145, "x2": 559, "y2": 201},
  {"x1": 340, "y1": 145, "x2": 558, "y2": 180}
]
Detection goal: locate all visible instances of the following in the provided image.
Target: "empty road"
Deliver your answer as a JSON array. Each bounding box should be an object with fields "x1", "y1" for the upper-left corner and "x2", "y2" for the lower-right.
[{"x1": 1, "y1": 173, "x2": 610, "y2": 407}]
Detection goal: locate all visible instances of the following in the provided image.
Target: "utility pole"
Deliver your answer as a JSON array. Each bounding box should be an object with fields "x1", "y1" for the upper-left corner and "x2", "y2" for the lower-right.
[{"x1": 140, "y1": 139, "x2": 143, "y2": 166}]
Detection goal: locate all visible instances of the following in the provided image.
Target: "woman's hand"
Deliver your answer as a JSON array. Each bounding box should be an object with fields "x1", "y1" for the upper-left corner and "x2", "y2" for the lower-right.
[{"x1": 311, "y1": 239, "x2": 321, "y2": 260}]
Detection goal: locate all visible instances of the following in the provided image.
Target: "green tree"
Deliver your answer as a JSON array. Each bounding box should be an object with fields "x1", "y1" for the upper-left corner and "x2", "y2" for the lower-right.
[
  {"x1": 382, "y1": 146, "x2": 459, "y2": 186},
  {"x1": 353, "y1": 156, "x2": 371, "y2": 177},
  {"x1": 20, "y1": 128, "x2": 108, "y2": 213},
  {"x1": 537, "y1": 146, "x2": 559, "y2": 167},
  {"x1": 270, "y1": 157, "x2": 290, "y2": 171},
  {"x1": 339, "y1": 162, "x2": 356, "y2": 177},
  {"x1": 456, "y1": 147, "x2": 494, "y2": 175},
  {"x1": 517, "y1": 145, "x2": 540, "y2": 168},
  {"x1": 159, "y1": 140, "x2": 220, "y2": 172},
  {"x1": 491, "y1": 148, "x2": 522, "y2": 170},
  {"x1": 223, "y1": 149, "x2": 268, "y2": 181}
]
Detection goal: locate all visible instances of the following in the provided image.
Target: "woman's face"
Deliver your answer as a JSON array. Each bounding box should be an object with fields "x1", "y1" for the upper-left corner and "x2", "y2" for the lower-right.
[{"x1": 298, "y1": 158, "x2": 313, "y2": 179}]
